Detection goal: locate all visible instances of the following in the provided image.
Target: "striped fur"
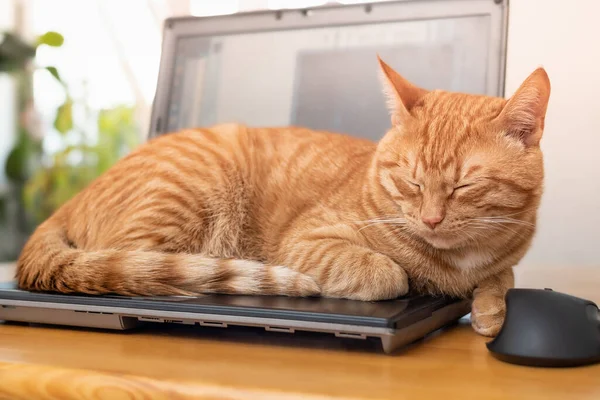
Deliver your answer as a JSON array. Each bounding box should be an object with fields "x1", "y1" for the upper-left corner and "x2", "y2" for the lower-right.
[{"x1": 16, "y1": 59, "x2": 551, "y2": 336}]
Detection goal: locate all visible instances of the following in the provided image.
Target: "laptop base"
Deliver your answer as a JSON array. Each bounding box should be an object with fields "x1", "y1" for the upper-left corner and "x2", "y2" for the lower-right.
[{"x1": 0, "y1": 294, "x2": 470, "y2": 354}]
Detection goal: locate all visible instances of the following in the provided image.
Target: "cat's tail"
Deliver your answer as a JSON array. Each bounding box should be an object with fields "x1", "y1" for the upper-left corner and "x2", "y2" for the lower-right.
[{"x1": 15, "y1": 220, "x2": 320, "y2": 297}]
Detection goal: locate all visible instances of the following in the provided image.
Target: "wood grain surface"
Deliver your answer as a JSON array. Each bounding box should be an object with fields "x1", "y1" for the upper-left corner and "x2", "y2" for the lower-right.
[{"x1": 0, "y1": 265, "x2": 599, "y2": 400}]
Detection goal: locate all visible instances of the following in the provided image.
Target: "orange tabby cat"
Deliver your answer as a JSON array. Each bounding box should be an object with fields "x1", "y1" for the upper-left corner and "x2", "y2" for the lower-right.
[{"x1": 16, "y1": 57, "x2": 550, "y2": 336}]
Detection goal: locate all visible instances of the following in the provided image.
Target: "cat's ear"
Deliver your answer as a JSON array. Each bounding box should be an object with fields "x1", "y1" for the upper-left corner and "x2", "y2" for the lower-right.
[
  {"x1": 498, "y1": 67, "x2": 551, "y2": 147},
  {"x1": 377, "y1": 55, "x2": 428, "y2": 126}
]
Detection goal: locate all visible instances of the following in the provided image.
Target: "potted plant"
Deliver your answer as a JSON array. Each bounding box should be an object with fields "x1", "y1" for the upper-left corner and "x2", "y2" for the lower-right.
[
  {"x1": 0, "y1": 30, "x2": 65, "y2": 262},
  {"x1": 0, "y1": 31, "x2": 141, "y2": 263}
]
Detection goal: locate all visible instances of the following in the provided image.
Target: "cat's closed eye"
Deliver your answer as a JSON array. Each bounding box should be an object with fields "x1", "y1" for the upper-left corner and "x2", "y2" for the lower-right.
[
  {"x1": 454, "y1": 183, "x2": 472, "y2": 191},
  {"x1": 451, "y1": 183, "x2": 473, "y2": 196},
  {"x1": 406, "y1": 180, "x2": 422, "y2": 190}
]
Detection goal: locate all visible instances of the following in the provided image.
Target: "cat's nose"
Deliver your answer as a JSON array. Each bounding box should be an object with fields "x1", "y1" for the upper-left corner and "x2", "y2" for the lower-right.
[{"x1": 422, "y1": 215, "x2": 444, "y2": 230}]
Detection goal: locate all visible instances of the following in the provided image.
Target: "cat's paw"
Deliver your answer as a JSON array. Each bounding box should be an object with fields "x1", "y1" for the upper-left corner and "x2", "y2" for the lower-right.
[
  {"x1": 470, "y1": 292, "x2": 506, "y2": 337},
  {"x1": 269, "y1": 266, "x2": 321, "y2": 297},
  {"x1": 295, "y1": 273, "x2": 321, "y2": 296},
  {"x1": 348, "y1": 253, "x2": 409, "y2": 301}
]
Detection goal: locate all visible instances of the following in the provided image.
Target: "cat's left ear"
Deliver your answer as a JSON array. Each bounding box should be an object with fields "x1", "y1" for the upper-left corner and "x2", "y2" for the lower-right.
[
  {"x1": 497, "y1": 67, "x2": 551, "y2": 147},
  {"x1": 377, "y1": 56, "x2": 428, "y2": 127}
]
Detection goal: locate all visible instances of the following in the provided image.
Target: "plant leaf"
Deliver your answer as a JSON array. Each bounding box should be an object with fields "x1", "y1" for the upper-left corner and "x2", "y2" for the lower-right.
[
  {"x1": 45, "y1": 66, "x2": 62, "y2": 82},
  {"x1": 36, "y1": 31, "x2": 64, "y2": 47},
  {"x1": 53, "y1": 98, "x2": 73, "y2": 134}
]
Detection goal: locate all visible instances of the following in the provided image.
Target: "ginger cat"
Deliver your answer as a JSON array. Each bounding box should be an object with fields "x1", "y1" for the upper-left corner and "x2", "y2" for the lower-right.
[{"x1": 16, "y1": 57, "x2": 551, "y2": 336}]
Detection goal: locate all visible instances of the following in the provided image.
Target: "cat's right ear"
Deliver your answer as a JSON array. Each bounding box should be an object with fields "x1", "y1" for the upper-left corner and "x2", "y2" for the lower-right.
[
  {"x1": 497, "y1": 67, "x2": 551, "y2": 147},
  {"x1": 377, "y1": 56, "x2": 428, "y2": 126}
]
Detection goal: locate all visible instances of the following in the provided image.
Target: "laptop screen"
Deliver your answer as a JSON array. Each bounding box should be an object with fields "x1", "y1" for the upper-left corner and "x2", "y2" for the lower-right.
[{"x1": 156, "y1": 2, "x2": 505, "y2": 141}]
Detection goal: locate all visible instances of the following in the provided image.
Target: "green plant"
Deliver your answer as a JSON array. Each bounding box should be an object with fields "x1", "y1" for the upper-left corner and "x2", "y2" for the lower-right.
[
  {"x1": 23, "y1": 105, "x2": 140, "y2": 223},
  {"x1": 2, "y1": 31, "x2": 66, "y2": 184},
  {"x1": 1, "y1": 30, "x2": 69, "y2": 252},
  {"x1": 1, "y1": 29, "x2": 141, "y2": 247}
]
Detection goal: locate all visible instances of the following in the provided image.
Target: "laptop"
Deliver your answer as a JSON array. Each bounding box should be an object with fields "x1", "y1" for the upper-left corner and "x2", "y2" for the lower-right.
[{"x1": 0, "y1": 0, "x2": 507, "y2": 354}]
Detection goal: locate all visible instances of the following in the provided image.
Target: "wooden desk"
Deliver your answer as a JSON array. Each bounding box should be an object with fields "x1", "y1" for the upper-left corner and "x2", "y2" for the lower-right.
[{"x1": 0, "y1": 266, "x2": 599, "y2": 400}]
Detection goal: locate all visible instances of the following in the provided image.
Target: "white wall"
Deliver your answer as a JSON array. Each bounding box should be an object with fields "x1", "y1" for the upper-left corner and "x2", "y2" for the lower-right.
[
  {"x1": 0, "y1": 0, "x2": 16, "y2": 188},
  {"x1": 506, "y1": 0, "x2": 600, "y2": 267}
]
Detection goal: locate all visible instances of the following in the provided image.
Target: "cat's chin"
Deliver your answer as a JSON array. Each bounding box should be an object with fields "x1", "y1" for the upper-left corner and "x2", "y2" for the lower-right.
[{"x1": 420, "y1": 233, "x2": 465, "y2": 250}]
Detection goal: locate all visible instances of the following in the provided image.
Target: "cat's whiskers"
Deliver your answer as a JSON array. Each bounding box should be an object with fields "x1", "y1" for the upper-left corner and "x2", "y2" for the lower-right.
[
  {"x1": 357, "y1": 219, "x2": 407, "y2": 232},
  {"x1": 485, "y1": 208, "x2": 537, "y2": 219},
  {"x1": 472, "y1": 217, "x2": 535, "y2": 229},
  {"x1": 475, "y1": 217, "x2": 535, "y2": 229},
  {"x1": 467, "y1": 221, "x2": 522, "y2": 237},
  {"x1": 353, "y1": 214, "x2": 406, "y2": 223},
  {"x1": 464, "y1": 211, "x2": 537, "y2": 238},
  {"x1": 373, "y1": 224, "x2": 412, "y2": 243},
  {"x1": 461, "y1": 228, "x2": 487, "y2": 243},
  {"x1": 354, "y1": 214, "x2": 407, "y2": 230}
]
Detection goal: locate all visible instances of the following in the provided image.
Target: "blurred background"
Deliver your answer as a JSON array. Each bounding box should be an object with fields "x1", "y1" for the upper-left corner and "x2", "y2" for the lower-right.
[{"x1": 0, "y1": 0, "x2": 598, "y2": 275}]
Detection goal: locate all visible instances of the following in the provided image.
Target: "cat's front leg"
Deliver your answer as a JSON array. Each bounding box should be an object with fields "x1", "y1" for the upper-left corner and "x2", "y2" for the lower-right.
[
  {"x1": 280, "y1": 226, "x2": 409, "y2": 301},
  {"x1": 471, "y1": 267, "x2": 514, "y2": 337}
]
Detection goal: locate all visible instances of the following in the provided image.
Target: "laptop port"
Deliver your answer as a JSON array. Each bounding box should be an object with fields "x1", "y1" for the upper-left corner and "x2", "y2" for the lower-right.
[
  {"x1": 335, "y1": 332, "x2": 367, "y2": 340},
  {"x1": 199, "y1": 321, "x2": 227, "y2": 328},
  {"x1": 265, "y1": 326, "x2": 295, "y2": 333}
]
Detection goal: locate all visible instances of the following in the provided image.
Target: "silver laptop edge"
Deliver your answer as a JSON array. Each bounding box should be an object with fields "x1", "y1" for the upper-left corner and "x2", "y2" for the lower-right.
[{"x1": 0, "y1": 298, "x2": 471, "y2": 353}]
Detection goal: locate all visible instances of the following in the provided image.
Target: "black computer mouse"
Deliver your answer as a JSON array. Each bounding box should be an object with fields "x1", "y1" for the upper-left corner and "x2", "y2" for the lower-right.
[{"x1": 486, "y1": 288, "x2": 600, "y2": 368}]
